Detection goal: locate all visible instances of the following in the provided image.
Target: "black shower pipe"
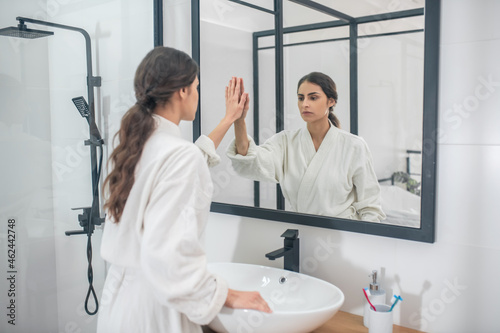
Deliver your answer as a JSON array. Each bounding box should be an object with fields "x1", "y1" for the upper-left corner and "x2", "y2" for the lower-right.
[{"x1": 16, "y1": 16, "x2": 104, "y2": 231}]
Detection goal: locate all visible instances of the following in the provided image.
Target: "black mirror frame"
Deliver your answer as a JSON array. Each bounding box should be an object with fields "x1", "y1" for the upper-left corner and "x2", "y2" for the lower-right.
[{"x1": 156, "y1": 0, "x2": 439, "y2": 243}]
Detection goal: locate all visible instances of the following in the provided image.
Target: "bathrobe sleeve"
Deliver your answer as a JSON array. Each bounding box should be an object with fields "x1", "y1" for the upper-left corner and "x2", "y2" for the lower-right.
[
  {"x1": 195, "y1": 135, "x2": 221, "y2": 168},
  {"x1": 226, "y1": 134, "x2": 284, "y2": 183},
  {"x1": 140, "y1": 145, "x2": 228, "y2": 325},
  {"x1": 350, "y1": 139, "x2": 387, "y2": 222}
]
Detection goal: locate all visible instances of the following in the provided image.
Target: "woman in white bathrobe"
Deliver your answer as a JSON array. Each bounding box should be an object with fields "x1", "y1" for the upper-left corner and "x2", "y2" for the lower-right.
[
  {"x1": 97, "y1": 47, "x2": 270, "y2": 333},
  {"x1": 227, "y1": 72, "x2": 386, "y2": 222}
]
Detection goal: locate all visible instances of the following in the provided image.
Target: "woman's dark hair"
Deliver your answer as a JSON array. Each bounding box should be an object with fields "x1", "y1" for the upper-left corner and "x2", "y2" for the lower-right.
[
  {"x1": 297, "y1": 72, "x2": 340, "y2": 128},
  {"x1": 103, "y1": 46, "x2": 199, "y2": 223}
]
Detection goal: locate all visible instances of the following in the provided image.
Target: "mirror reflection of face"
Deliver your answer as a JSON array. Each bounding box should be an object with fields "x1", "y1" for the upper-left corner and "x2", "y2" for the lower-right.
[
  {"x1": 183, "y1": 76, "x2": 199, "y2": 121},
  {"x1": 297, "y1": 81, "x2": 334, "y2": 123}
]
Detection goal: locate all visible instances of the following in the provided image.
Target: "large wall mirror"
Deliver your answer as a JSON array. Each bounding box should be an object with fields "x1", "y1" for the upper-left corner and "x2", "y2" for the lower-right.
[{"x1": 183, "y1": 0, "x2": 439, "y2": 242}]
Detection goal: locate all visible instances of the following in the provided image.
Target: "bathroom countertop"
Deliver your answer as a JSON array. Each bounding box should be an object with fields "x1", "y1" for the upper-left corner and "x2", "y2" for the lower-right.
[
  {"x1": 203, "y1": 311, "x2": 426, "y2": 333},
  {"x1": 311, "y1": 311, "x2": 425, "y2": 333}
]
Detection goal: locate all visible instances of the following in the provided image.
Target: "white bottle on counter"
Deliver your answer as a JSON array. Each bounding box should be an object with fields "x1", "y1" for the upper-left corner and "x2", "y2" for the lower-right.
[{"x1": 363, "y1": 270, "x2": 386, "y2": 327}]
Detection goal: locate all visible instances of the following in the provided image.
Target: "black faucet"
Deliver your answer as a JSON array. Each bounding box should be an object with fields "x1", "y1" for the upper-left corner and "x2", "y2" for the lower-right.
[{"x1": 265, "y1": 229, "x2": 300, "y2": 272}]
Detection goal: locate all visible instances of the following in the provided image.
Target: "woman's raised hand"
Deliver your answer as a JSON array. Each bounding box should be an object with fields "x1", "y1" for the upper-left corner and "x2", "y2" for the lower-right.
[
  {"x1": 239, "y1": 77, "x2": 250, "y2": 120},
  {"x1": 225, "y1": 77, "x2": 249, "y2": 123},
  {"x1": 206, "y1": 77, "x2": 250, "y2": 150}
]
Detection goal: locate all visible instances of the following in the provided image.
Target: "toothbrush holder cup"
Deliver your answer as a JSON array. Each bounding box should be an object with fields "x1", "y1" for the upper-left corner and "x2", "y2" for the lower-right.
[{"x1": 368, "y1": 304, "x2": 393, "y2": 333}]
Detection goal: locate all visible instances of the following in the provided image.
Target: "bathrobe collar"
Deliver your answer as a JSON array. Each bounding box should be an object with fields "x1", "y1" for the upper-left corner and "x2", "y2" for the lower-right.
[
  {"x1": 301, "y1": 119, "x2": 339, "y2": 157},
  {"x1": 152, "y1": 113, "x2": 182, "y2": 138},
  {"x1": 296, "y1": 120, "x2": 339, "y2": 211}
]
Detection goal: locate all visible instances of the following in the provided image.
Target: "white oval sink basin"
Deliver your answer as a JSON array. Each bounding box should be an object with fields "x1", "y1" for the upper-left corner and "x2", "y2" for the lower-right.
[{"x1": 207, "y1": 262, "x2": 344, "y2": 333}]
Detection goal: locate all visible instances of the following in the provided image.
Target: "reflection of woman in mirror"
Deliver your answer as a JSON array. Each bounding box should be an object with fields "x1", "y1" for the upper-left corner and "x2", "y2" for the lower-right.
[{"x1": 226, "y1": 72, "x2": 386, "y2": 222}]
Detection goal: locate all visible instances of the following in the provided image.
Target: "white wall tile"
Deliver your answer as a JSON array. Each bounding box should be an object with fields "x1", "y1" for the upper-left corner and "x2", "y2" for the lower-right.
[
  {"x1": 99, "y1": 77, "x2": 136, "y2": 144},
  {"x1": 164, "y1": 0, "x2": 192, "y2": 54},
  {"x1": 392, "y1": 241, "x2": 500, "y2": 332},
  {"x1": 435, "y1": 144, "x2": 500, "y2": 249},
  {"x1": 438, "y1": 39, "x2": 500, "y2": 145},
  {"x1": 95, "y1": 11, "x2": 154, "y2": 83},
  {"x1": 441, "y1": 0, "x2": 500, "y2": 45}
]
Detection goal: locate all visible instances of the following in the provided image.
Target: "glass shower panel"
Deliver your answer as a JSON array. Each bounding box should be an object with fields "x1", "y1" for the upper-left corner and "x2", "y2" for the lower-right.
[{"x1": 0, "y1": 1, "x2": 153, "y2": 332}]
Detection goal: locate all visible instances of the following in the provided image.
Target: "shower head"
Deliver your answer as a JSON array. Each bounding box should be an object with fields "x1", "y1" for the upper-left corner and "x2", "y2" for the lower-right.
[
  {"x1": 72, "y1": 96, "x2": 103, "y2": 144},
  {"x1": 72, "y1": 96, "x2": 90, "y2": 118},
  {"x1": 0, "y1": 22, "x2": 53, "y2": 39}
]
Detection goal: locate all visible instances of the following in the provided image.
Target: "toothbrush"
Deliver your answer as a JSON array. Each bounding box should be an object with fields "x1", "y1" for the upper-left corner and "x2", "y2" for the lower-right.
[
  {"x1": 363, "y1": 288, "x2": 377, "y2": 311},
  {"x1": 389, "y1": 295, "x2": 403, "y2": 312}
]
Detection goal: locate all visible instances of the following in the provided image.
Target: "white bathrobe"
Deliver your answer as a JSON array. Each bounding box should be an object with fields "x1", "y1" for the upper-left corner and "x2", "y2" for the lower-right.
[
  {"x1": 97, "y1": 115, "x2": 227, "y2": 333},
  {"x1": 227, "y1": 123, "x2": 386, "y2": 222}
]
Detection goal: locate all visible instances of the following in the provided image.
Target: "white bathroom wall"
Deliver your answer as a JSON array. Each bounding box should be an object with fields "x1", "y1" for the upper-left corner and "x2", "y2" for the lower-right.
[
  {"x1": 0, "y1": 0, "x2": 153, "y2": 332},
  {"x1": 195, "y1": 1, "x2": 500, "y2": 333},
  {"x1": 0, "y1": 1, "x2": 58, "y2": 332}
]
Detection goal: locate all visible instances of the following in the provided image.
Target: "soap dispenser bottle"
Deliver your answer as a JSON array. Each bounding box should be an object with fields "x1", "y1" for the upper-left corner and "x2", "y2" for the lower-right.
[{"x1": 363, "y1": 270, "x2": 386, "y2": 327}]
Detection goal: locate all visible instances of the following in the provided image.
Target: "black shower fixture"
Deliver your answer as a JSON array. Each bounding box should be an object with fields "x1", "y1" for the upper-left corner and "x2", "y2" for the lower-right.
[
  {"x1": 1, "y1": 15, "x2": 104, "y2": 226},
  {"x1": 0, "y1": 21, "x2": 54, "y2": 39},
  {"x1": 72, "y1": 96, "x2": 104, "y2": 144},
  {"x1": 0, "y1": 16, "x2": 103, "y2": 223},
  {"x1": 72, "y1": 96, "x2": 90, "y2": 118},
  {"x1": 1, "y1": 16, "x2": 104, "y2": 316}
]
